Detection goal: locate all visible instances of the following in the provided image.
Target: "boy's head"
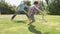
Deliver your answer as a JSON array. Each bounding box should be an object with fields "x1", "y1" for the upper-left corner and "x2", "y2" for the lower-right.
[{"x1": 34, "y1": 1, "x2": 38, "y2": 6}]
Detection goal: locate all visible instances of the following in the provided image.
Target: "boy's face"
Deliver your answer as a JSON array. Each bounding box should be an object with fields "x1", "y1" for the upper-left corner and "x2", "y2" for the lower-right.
[{"x1": 35, "y1": 4, "x2": 38, "y2": 7}]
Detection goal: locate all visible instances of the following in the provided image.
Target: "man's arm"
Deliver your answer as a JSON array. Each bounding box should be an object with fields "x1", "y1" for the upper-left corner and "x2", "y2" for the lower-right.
[
  {"x1": 16, "y1": 5, "x2": 20, "y2": 9},
  {"x1": 25, "y1": 5, "x2": 30, "y2": 9}
]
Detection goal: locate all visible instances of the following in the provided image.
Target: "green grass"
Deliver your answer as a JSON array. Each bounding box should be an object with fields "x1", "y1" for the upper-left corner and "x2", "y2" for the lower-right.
[{"x1": 0, "y1": 15, "x2": 60, "y2": 34}]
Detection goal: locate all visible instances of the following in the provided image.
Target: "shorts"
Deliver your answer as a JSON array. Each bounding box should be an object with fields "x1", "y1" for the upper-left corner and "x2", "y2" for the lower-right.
[{"x1": 28, "y1": 12, "x2": 35, "y2": 22}]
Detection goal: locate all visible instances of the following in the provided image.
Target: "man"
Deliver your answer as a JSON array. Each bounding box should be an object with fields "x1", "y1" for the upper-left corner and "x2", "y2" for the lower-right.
[
  {"x1": 11, "y1": 1, "x2": 29, "y2": 20},
  {"x1": 28, "y1": 1, "x2": 45, "y2": 25}
]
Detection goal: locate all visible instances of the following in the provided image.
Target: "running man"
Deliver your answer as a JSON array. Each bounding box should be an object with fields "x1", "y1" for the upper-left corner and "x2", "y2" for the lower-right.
[
  {"x1": 28, "y1": 1, "x2": 45, "y2": 25},
  {"x1": 11, "y1": 1, "x2": 29, "y2": 20}
]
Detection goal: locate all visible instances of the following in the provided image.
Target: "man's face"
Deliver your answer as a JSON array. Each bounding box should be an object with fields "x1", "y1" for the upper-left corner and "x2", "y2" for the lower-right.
[{"x1": 24, "y1": 1, "x2": 27, "y2": 4}]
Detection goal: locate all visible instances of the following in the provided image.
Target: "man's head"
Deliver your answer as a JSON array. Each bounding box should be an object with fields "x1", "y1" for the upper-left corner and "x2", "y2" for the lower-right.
[
  {"x1": 23, "y1": 1, "x2": 27, "y2": 4},
  {"x1": 34, "y1": 1, "x2": 38, "y2": 6}
]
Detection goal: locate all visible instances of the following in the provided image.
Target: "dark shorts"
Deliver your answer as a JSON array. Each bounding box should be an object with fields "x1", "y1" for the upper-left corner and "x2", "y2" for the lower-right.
[{"x1": 28, "y1": 12, "x2": 35, "y2": 22}]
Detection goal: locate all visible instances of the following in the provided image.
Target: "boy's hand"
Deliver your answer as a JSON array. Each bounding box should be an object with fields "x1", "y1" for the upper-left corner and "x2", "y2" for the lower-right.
[{"x1": 43, "y1": 14, "x2": 46, "y2": 16}]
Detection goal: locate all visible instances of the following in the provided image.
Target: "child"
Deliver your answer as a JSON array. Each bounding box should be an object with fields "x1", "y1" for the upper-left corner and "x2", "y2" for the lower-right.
[
  {"x1": 11, "y1": 1, "x2": 29, "y2": 20},
  {"x1": 28, "y1": 1, "x2": 45, "y2": 25}
]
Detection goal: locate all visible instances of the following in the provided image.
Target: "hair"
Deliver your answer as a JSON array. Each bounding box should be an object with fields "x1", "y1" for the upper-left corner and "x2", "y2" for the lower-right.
[{"x1": 34, "y1": 1, "x2": 38, "y2": 4}]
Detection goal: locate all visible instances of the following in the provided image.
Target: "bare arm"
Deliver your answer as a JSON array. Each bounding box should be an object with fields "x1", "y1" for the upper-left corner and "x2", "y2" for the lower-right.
[
  {"x1": 16, "y1": 5, "x2": 20, "y2": 9},
  {"x1": 36, "y1": 8, "x2": 44, "y2": 15},
  {"x1": 25, "y1": 5, "x2": 30, "y2": 9}
]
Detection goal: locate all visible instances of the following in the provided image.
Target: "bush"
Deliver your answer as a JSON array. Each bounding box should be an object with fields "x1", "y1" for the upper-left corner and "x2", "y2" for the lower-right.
[
  {"x1": 0, "y1": 1, "x2": 15, "y2": 14},
  {"x1": 24, "y1": 1, "x2": 31, "y2": 12},
  {"x1": 1, "y1": 7, "x2": 15, "y2": 14},
  {"x1": 48, "y1": 0, "x2": 60, "y2": 15}
]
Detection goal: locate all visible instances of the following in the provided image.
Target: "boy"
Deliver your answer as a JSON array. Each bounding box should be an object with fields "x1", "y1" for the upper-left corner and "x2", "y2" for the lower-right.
[
  {"x1": 11, "y1": 1, "x2": 29, "y2": 20},
  {"x1": 28, "y1": 1, "x2": 45, "y2": 25}
]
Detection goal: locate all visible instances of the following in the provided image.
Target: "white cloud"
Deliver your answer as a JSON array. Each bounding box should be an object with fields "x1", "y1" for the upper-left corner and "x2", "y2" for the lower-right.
[
  {"x1": 5, "y1": 0, "x2": 23, "y2": 6},
  {"x1": 5, "y1": 0, "x2": 46, "y2": 6}
]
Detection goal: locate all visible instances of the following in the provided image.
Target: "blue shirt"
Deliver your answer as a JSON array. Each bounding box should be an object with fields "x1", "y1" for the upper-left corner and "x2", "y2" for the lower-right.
[{"x1": 17, "y1": 2, "x2": 26, "y2": 11}]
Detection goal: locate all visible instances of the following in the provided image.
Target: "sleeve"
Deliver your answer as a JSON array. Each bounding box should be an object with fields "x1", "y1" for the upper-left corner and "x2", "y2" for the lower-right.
[{"x1": 34, "y1": 6, "x2": 39, "y2": 10}]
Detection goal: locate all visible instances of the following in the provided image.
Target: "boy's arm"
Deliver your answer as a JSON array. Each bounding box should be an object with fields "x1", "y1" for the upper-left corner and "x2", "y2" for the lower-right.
[{"x1": 36, "y1": 8, "x2": 45, "y2": 16}]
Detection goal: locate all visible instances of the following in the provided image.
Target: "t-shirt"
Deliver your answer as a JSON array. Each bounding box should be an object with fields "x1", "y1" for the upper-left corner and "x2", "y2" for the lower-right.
[
  {"x1": 28, "y1": 5, "x2": 38, "y2": 15},
  {"x1": 17, "y1": 2, "x2": 26, "y2": 11}
]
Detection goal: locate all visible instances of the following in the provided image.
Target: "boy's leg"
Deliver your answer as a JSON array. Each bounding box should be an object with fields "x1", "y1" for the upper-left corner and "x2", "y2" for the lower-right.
[
  {"x1": 28, "y1": 15, "x2": 35, "y2": 25},
  {"x1": 28, "y1": 19, "x2": 35, "y2": 25}
]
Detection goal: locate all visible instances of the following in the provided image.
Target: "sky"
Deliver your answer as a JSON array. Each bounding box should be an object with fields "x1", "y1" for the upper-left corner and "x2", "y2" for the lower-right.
[
  {"x1": 5, "y1": 0, "x2": 46, "y2": 6},
  {"x1": 5, "y1": 0, "x2": 33, "y2": 6},
  {"x1": 5, "y1": 0, "x2": 23, "y2": 6}
]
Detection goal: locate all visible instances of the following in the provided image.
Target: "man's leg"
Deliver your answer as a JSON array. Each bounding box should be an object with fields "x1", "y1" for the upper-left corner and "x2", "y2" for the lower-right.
[{"x1": 11, "y1": 12, "x2": 18, "y2": 20}]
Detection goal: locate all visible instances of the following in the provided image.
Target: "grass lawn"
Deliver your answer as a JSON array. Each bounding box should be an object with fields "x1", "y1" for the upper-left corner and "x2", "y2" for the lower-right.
[{"x1": 0, "y1": 15, "x2": 60, "y2": 34}]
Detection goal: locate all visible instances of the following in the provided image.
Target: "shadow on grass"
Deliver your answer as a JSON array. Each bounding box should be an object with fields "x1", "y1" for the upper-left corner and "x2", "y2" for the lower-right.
[
  {"x1": 28, "y1": 24, "x2": 42, "y2": 34},
  {"x1": 13, "y1": 20, "x2": 27, "y2": 24}
]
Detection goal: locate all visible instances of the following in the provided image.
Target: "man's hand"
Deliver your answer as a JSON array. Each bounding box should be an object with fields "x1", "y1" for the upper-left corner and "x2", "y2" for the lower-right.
[{"x1": 25, "y1": 5, "x2": 30, "y2": 9}]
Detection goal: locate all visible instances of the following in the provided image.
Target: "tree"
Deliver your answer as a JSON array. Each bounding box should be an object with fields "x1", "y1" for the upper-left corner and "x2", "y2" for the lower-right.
[
  {"x1": 48, "y1": 0, "x2": 60, "y2": 15},
  {"x1": 0, "y1": 0, "x2": 15, "y2": 14},
  {"x1": 0, "y1": 0, "x2": 5, "y2": 14},
  {"x1": 24, "y1": 1, "x2": 31, "y2": 12},
  {"x1": 45, "y1": 0, "x2": 49, "y2": 5}
]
